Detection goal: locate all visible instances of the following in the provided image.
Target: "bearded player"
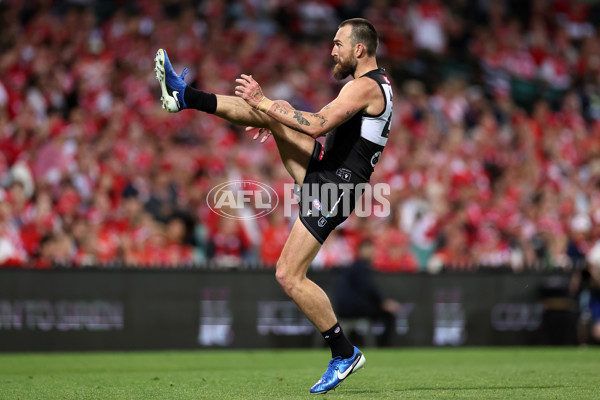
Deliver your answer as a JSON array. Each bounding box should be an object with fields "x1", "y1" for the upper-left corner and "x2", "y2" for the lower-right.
[{"x1": 154, "y1": 18, "x2": 393, "y2": 394}]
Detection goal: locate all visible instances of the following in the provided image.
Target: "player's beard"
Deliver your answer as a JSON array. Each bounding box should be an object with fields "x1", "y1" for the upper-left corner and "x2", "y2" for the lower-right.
[{"x1": 333, "y1": 55, "x2": 357, "y2": 81}]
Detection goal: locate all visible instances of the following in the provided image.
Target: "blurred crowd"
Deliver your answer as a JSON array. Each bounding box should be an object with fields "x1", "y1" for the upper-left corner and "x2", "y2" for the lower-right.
[{"x1": 1, "y1": 0, "x2": 600, "y2": 273}]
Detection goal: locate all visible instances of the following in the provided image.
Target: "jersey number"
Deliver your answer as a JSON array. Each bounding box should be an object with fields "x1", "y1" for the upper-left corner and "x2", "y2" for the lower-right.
[{"x1": 381, "y1": 111, "x2": 392, "y2": 138}]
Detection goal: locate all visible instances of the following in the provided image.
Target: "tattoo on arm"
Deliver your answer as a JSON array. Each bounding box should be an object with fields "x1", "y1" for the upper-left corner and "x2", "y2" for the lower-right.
[
  {"x1": 273, "y1": 104, "x2": 289, "y2": 115},
  {"x1": 293, "y1": 111, "x2": 310, "y2": 126},
  {"x1": 343, "y1": 109, "x2": 356, "y2": 122},
  {"x1": 311, "y1": 113, "x2": 328, "y2": 127}
]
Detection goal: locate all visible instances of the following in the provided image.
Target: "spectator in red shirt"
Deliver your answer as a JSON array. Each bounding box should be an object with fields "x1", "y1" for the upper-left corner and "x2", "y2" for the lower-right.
[{"x1": 260, "y1": 209, "x2": 289, "y2": 268}]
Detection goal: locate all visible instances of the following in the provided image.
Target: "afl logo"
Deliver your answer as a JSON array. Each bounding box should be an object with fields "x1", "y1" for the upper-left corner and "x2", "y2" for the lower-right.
[
  {"x1": 370, "y1": 151, "x2": 382, "y2": 167},
  {"x1": 206, "y1": 180, "x2": 279, "y2": 220}
]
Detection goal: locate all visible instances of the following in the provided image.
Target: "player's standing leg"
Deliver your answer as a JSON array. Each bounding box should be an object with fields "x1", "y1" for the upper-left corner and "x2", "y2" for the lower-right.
[{"x1": 277, "y1": 218, "x2": 366, "y2": 394}]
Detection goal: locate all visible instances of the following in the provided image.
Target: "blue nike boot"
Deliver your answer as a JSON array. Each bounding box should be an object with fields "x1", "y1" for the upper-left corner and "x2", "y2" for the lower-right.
[
  {"x1": 154, "y1": 48, "x2": 189, "y2": 112},
  {"x1": 310, "y1": 346, "x2": 365, "y2": 394}
]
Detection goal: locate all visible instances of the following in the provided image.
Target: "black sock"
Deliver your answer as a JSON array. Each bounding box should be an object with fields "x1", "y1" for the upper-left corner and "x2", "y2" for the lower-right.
[
  {"x1": 321, "y1": 322, "x2": 354, "y2": 359},
  {"x1": 184, "y1": 85, "x2": 217, "y2": 113}
]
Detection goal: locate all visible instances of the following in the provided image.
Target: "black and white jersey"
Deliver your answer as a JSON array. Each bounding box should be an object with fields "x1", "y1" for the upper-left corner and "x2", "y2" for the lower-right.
[{"x1": 321, "y1": 68, "x2": 393, "y2": 184}]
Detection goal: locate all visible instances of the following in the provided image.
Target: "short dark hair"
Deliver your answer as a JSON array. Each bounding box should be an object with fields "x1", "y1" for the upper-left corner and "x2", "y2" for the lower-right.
[{"x1": 338, "y1": 18, "x2": 378, "y2": 57}]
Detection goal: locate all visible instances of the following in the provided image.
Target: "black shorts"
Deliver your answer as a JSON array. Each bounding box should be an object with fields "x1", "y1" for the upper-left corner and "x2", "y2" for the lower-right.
[{"x1": 298, "y1": 142, "x2": 364, "y2": 244}]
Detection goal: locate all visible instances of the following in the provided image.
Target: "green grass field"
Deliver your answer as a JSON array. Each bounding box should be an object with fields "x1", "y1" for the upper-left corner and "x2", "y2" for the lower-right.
[{"x1": 1, "y1": 347, "x2": 598, "y2": 399}]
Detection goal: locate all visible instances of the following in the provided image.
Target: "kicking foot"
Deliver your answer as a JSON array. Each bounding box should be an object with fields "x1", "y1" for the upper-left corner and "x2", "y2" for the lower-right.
[{"x1": 154, "y1": 48, "x2": 189, "y2": 113}]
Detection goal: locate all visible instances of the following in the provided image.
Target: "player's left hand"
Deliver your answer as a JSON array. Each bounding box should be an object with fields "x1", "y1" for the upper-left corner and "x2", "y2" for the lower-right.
[
  {"x1": 245, "y1": 126, "x2": 272, "y2": 143},
  {"x1": 235, "y1": 74, "x2": 265, "y2": 108}
]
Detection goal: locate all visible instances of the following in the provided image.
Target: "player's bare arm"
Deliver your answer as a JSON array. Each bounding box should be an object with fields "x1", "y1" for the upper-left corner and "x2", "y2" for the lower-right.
[{"x1": 234, "y1": 74, "x2": 383, "y2": 138}]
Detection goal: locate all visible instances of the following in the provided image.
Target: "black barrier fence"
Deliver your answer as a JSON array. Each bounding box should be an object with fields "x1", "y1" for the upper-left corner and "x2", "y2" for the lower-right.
[{"x1": 0, "y1": 269, "x2": 577, "y2": 351}]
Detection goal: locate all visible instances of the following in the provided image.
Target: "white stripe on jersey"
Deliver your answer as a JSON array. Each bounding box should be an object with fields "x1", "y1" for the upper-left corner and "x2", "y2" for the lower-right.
[{"x1": 360, "y1": 81, "x2": 393, "y2": 147}]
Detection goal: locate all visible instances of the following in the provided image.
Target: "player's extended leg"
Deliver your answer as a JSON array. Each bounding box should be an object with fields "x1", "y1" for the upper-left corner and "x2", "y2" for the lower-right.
[
  {"x1": 278, "y1": 218, "x2": 365, "y2": 394},
  {"x1": 214, "y1": 95, "x2": 315, "y2": 185},
  {"x1": 154, "y1": 48, "x2": 314, "y2": 185}
]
